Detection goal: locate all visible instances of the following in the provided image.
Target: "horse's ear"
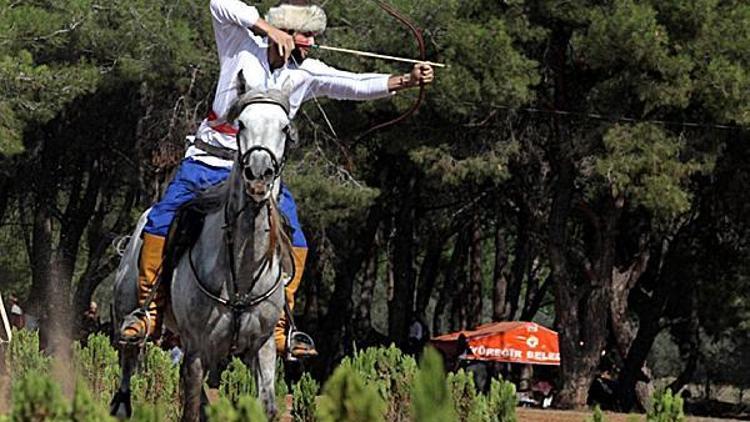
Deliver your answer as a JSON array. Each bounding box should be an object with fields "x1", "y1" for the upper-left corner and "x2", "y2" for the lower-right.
[
  {"x1": 226, "y1": 100, "x2": 241, "y2": 124},
  {"x1": 237, "y1": 69, "x2": 247, "y2": 96}
]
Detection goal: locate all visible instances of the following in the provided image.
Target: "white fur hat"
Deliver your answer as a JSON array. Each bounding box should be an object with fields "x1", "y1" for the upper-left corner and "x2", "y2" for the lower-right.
[{"x1": 266, "y1": 4, "x2": 327, "y2": 34}]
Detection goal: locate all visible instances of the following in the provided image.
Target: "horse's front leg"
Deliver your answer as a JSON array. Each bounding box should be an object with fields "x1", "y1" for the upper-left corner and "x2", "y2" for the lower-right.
[
  {"x1": 180, "y1": 351, "x2": 205, "y2": 422},
  {"x1": 247, "y1": 335, "x2": 277, "y2": 419},
  {"x1": 110, "y1": 345, "x2": 139, "y2": 418}
]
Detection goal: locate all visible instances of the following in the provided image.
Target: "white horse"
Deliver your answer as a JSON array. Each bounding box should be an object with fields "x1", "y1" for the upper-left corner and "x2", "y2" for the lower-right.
[{"x1": 110, "y1": 89, "x2": 295, "y2": 421}]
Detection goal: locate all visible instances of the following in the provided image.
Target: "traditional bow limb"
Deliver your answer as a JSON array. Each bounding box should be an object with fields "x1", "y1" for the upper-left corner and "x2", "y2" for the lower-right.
[{"x1": 354, "y1": 0, "x2": 427, "y2": 142}]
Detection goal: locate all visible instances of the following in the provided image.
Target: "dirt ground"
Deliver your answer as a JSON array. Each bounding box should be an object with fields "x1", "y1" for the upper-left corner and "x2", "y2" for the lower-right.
[
  {"x1": 277, "y1": 395, "x2": 745, "y2": 421},
  {"x1": 515, "y1": 407, "x2": 743, "y2": 422}
]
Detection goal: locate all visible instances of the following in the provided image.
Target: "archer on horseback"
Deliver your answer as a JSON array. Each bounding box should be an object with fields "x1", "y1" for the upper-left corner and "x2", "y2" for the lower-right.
[{"x1": 119, "y1": 0, "x2": 435, "y2": 360}]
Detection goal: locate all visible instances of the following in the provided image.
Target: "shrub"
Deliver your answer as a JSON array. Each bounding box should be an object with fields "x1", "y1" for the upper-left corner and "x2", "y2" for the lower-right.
[
  {"x1": 487, "y1": 377, "x2": 517, "y2": 422},
  {"x1": 219, "y1": 357, "x2": 256, "y2": 404},
  {"x1": 411, "y1": 347, "x2": 455, "y2": 422},
  {"x1": 6, "y1": 329, "x2": 50, "y2": 380},
  {"x1": 339, "y1": 345, "x2": 417, "y2": 421},
  {"x1": 292, "y1": 372, "x2": 319, "y2": 422},
  {"x1": 206, "y1": 395, "x2": 268, "y2": 422},
  {"x1": 130, "y1": 404, "x2": 167, "y2": 422},
  {"x1": 131, "y1": 343, "x2": 180, "y2": 418},
  {"x1": 317, "y1": 364, "x2": 386, "y2": 422},
  {"x1": 275, "y1": 358, "x2": 288, "y2": 420},
  {"x1": 72, "y1": 333, "x2": 120, "y2": 402},
  {"x1": 70, "y1": 380, "x2": 114, "y2": 422},
  {"x1": 11, "y1": 371, "x2": 68, "y2": 421},
  {"x1": 588, "y1": 404, "x2": 606, "y2": 422},
  {"x1": 447, "y1": 368, "x2": 479, "y2": 421},
  {"x1": 647, "y1": 389, "x2": 685, "y2": 422}
]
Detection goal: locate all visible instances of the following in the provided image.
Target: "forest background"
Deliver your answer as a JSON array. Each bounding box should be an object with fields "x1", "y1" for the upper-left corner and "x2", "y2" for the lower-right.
[{"x1": 1, "y1": 0, "x2": 749, "y2": 413}]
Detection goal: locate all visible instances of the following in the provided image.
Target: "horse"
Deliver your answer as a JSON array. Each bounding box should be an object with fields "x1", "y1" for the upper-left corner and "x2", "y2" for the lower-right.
[{"x1": 110, "y1": 88, "x2": 295, "y2": 421}]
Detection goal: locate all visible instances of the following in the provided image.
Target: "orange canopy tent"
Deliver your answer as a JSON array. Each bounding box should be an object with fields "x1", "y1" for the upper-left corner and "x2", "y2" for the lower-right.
[{"x1": 431, "y1": 321, "x2": 560, "y2": 366}]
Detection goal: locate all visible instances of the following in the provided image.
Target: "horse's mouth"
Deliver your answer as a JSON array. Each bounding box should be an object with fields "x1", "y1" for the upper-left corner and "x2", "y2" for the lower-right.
[{"x1": 246, "y1": 180, "x2": 270, "y2": 201}]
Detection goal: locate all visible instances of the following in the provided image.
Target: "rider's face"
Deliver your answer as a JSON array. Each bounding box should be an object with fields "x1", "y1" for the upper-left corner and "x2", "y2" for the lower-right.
[{"x1": 292, "y1": 32, "x2": 316, "y2": 61}]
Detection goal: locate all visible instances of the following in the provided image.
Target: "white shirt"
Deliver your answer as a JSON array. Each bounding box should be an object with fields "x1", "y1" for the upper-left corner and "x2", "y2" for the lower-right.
[{"x1": 188, "y1": 0, "x2": 393, "y2": 168}]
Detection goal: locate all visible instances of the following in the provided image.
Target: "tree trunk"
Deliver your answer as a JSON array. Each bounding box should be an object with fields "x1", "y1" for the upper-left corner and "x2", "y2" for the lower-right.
[
  {"x1": 315, "y1": 205, "x2": 382, "y2": 377},
  {"x1": 466, "y1": 214, "x2": 483, "y2": 328},
  {"x1": 415, "y1": 233, "x2": 443, "y2": 320},
  {"x1": 433, "y1": 229, "x2": 470, "y2": 334},
  {"x1": 609, "y1": 247, "x2": 651, "y2": 410},
  {"x1": 388, "y1": 174, "x2": 417, "y2": 346},
  {"x1": 508, "y1": 210, "x2": 530, "y2": 320},
  {"x1": 520, "y1": 273, "x2": 552, "y2": 321},
  {"x1": 492, "y1": 221, "x2": 510, "y2": 321},
  {"x1": 355, "y1": 233, "x2": 379, "y2": 342}
]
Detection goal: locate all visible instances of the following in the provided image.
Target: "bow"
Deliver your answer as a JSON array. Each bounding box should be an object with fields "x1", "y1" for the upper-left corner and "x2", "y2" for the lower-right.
[{"x1": 354, "y1": 0, "x2": 427, "y2": 141}]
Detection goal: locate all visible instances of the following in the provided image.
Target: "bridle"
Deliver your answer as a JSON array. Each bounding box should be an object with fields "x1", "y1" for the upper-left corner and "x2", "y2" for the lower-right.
[
  {"x1": 188, "y1": 95, "x2": 294, "y2": 351},
  {"x1": 234, "y1": 95, "x2": 296, "y2": 198}
]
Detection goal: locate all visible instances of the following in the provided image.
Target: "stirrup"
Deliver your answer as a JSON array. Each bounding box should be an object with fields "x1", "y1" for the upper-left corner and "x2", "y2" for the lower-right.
[
  {"x1": 285, "y1": 330, "x2": 318, "y2": 362},
  {"x1": 118, "y1": 308, "x2": 152, "y2": 346}
]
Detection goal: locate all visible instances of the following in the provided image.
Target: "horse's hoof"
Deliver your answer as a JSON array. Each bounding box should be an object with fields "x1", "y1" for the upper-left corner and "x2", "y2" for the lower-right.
[{"x1": 110, "y1": 390, "x2": 132, "y2": 419}]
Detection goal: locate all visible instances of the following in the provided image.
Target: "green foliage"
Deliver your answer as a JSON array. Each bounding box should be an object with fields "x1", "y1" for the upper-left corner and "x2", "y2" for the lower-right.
[
  {"x1": 647, "y1": 390, "x2": 685, "y2": 422},
  {"x1": 72, "y1": 333, "x2": 120, "y2": 403},
  {"x1": 337, "y1": 345, "x2": 417, "y2": 421},
  {"x1": 448, "y1": 369, "x2": 480, "y2": 421},
  {"x1": 487, "y1": 378, "x2": 517, "y2": 422},
  {"x1": 285, "y1": 164, "x2": 380, "y2": 230},
  {"x1": 131, "y1": 343, "x2": 180, "y2": 416},
  {"x1": 317, "y1": 364, "x2": 386, "y2": 422},
  {"x1": 130, "y1": 404, "x2": 167, "y2": 422},
  {"x1": 0, "y1": 0, "x2": 212, "y2": 155},
  {"x1": 219, "y1": 357, "x2": 256, "y2": 404},
  {"x1": 206, "y1": 396, "x2": 268, "y2": 422},
  {"x1": 412, "y1": 348, "x2": 455, "y2": 422},
  {"x1": 11, "y1": 371, "x2": 68, "y2": 422},
  {"x1": 275, "y1": 358, "x2": 288, "y2": 420},
  {"x1": 588, "y1": 404, "x2": 606, "y2": 422},
  {"x1": 595, "y1": 123, "x2": 707, "y2": 217},
  {"x1": 70, "y1": 380, "x2": 114, "y2": 422},
  {"x1": 6, "y1": 329, "x2": 50, "y2": 381},
  {"x1": 292, "y1": 372, "x2": 319, "y2": 422}
]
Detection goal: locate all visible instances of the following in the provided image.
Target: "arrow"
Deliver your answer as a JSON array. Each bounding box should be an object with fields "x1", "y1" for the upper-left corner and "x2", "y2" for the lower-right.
[{"x1": 303, "y1": 44, "x2": 447, "y2": 68}]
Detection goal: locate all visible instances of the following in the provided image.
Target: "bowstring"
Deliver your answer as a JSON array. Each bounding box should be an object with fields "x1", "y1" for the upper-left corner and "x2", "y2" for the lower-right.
[{"x1": 291, "y1": 55, "x2": 339, "y2": 139}]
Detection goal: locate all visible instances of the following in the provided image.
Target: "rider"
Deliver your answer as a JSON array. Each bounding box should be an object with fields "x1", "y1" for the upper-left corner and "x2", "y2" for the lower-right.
[{"x1": 119, "y1": 0, "x2": 434, "y2": 359}]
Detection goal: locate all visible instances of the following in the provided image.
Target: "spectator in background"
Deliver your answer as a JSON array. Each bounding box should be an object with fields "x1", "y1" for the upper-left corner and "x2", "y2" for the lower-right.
[
  {"x1": 9, "y1": 295, "x2": 24, "y2": 329},
  {"x1": 80, "y1": 301, "x2": 101, "y2": 339}
]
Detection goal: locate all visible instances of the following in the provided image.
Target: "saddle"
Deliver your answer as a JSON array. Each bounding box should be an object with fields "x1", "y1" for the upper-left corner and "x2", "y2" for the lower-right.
[
  {"x1": 161, "y1": 187, "x2": 226, "y2": 289},
  {"x1": 160, "y1": 185, "x2": 293, "y2": 288}
]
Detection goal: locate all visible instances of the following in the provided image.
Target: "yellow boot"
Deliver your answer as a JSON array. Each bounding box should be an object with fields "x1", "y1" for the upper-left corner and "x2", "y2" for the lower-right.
[
  {"x1": 275, "y1": 247, "x2": 318, "y2": 359},
  {"x1": 120, "y1": 233, "x2": 166, "y2": 344}
]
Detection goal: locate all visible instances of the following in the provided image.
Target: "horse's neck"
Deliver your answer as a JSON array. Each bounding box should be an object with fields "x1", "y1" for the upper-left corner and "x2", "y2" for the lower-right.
[{"x1": 222, "y1": 178, "x2": 276, "y2": 295}]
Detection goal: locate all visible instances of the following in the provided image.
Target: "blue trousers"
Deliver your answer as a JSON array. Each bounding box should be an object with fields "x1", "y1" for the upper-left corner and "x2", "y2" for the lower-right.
[{"x1": 144, "y1": 158, "x2": 307, "y2": 248}]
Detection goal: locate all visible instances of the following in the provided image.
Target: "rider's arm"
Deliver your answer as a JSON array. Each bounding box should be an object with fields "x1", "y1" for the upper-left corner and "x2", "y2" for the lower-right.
[
  {"x1": 303, "y1": 60, "x2": 435, "y2": 101},
  {"x1": 210, "y1": 0, "x2": 294, "y2": 59},
  {"x1": 210, "y1": 0, "x2": 260, "y2": 28},
  {"x1": 303, "y1": 59, "x2": 393, "y2": 101}
]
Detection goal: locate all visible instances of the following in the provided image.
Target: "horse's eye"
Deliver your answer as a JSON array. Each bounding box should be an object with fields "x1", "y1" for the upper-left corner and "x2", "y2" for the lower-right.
[{"x1": 243, "y1": 166, "x2": 255, "y2": 181}]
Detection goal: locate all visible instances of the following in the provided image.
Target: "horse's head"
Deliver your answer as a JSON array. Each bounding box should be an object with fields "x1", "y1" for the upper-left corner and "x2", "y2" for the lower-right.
[{"x1": 226, "y1": 88, "x2": 296, "y2": 203}]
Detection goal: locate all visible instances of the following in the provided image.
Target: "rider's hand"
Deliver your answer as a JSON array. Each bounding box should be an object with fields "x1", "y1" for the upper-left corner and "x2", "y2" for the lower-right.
[
  {"x1": 252, "y1": 19, "x2": 295, "y2": 62},
  {"x1": 266, "y1": 26, "x2": 295, "y2": 63},
  {"x1": 410, "y1": 63, "x2": 434, "y2": 85}
]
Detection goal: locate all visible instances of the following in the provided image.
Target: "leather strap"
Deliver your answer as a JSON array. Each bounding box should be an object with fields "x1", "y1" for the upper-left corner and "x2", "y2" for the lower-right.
[{"x1": 193, "y1": 138, "x2": 236, "y2": 161}]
